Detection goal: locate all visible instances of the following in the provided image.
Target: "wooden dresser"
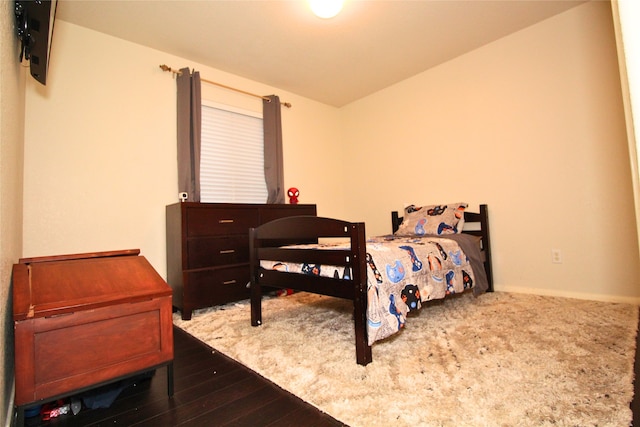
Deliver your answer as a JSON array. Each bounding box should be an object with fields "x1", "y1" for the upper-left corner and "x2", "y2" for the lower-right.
[
  {"x1": 166, "y1": 202, "x2": 317, "y2": 320},
  {"x1": 12, "y1": 250, "x2": 174, "y2": 424}
]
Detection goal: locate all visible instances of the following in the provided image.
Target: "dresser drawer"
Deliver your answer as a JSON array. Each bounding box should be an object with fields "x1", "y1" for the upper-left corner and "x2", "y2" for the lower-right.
[
  {"x1": 185, "y1": 266, "x2": 251, "y2": 306},
  {"x1": 187, "y1": 207, "x2": 258, "y2": 237},
  {"x1": 187, "y1": 236, "x2": 250, "y2": 269}
]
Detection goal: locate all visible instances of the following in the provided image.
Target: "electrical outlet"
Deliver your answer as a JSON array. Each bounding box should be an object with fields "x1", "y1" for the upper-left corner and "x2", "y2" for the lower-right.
[{"x1": 551, "y1": 249, "x2": 563, "y2": 264}]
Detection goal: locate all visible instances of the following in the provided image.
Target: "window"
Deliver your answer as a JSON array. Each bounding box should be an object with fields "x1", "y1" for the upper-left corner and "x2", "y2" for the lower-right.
[{"x1": 200, "y1": 101, "x2": 267, "y2": 203}]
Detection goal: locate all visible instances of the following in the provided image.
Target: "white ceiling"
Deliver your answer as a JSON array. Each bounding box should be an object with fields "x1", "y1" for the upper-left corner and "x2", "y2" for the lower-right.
[{"x1": 56, "y1": 0, "x2": 587, "y2": 107}]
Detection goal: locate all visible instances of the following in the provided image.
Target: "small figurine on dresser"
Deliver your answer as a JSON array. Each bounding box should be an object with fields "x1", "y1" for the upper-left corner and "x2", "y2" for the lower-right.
[{"x1": 287, "y1": 187, "x2": 299, "y2": 204}]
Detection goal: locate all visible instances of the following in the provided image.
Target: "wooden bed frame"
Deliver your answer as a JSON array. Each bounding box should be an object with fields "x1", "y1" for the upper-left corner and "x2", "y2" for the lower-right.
[{"x1": 249, "y1": 204, "x2": 492, "y2": 366}]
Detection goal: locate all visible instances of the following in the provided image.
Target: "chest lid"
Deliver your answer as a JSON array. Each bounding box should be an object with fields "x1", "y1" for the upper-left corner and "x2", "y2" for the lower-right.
[{"x1": 13, "y1": 249, "x2": 172, "y2": 321}]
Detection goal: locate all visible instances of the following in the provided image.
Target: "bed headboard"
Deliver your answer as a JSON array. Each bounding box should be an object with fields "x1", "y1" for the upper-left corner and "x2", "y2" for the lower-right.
[{"x1": 391, "y1": 204, "x2": 493, "y2": 291}]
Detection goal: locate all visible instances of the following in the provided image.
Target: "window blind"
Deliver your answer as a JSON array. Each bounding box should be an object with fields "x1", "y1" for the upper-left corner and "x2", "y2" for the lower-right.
[{"x1": 200, "y1": 103, "x2": 267, "y2": 203}]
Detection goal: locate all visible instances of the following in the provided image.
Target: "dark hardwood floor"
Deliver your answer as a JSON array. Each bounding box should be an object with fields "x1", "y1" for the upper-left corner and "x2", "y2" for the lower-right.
[
  {"x1": 20, "y1": 317, "x2": 640, "y2": 427},
  {"x1": 22, "y1": 327, "x2": 344, "y2": 427}
]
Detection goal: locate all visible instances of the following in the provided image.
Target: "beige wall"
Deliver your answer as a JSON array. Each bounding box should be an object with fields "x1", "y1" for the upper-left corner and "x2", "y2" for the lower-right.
[
  {"x1": 22, "y1": 20, "x2": 346, "y2": 279},
  {"x1": 341, "y1": 1, "x2": 639, "y2": 303},
  {"x1": 0, "y1": 0, "x2": 26, "y2": 425}
]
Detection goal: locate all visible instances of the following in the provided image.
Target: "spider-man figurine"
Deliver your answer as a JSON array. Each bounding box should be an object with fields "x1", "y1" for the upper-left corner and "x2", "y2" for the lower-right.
[{"x1": 287, "y1": 187, "x2": 299, "y2": 204}]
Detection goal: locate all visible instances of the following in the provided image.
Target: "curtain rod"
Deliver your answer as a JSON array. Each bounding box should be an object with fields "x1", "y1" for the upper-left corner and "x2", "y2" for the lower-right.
[{"x1": 159, "y1": 64, "x2": 292, "y2": 108}]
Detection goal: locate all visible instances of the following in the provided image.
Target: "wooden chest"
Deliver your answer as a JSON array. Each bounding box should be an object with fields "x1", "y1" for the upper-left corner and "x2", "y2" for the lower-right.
[
  {"x1": 12, "y1": 249, "x2": 174, "y2": 408},
  {"x1": 166, "y1": 202, "x2": 317, "y2": 320}
]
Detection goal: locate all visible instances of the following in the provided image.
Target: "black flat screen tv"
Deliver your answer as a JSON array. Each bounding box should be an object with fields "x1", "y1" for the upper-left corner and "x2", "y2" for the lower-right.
[{"x1": 15, "y1": 0, "x2": 58, "y2": 85}]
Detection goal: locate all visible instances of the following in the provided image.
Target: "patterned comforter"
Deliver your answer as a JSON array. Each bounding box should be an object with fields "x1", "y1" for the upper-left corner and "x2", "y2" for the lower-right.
[{"x1": 260, "y1": 233, "x2": 488, "y2": 345}]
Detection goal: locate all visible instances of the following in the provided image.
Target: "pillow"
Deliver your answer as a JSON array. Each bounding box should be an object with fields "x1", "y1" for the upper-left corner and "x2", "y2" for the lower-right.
[{"x1": 395, "y1": 203, "x2": 467, "y2": 236}]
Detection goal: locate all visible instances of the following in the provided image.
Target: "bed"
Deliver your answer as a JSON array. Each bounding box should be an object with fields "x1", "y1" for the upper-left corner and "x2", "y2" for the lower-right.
[{"x1": 249, "y1": 203, "x2": 493, "y2": 365}]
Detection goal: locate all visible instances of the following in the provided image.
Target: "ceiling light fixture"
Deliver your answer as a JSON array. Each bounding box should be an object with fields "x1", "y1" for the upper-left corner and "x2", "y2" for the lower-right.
[{"x1": 308, "y1": 0, "x2": 344, "y2": 19}]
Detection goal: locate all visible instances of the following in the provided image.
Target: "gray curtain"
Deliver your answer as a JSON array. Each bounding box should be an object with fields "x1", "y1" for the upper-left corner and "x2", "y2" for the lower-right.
[
  {"x1": 263, "y1": 95, "x2": 285, "y2": 204},
  {"x1": 176, "y1": 68, "x2": 201, "y2": 202}
]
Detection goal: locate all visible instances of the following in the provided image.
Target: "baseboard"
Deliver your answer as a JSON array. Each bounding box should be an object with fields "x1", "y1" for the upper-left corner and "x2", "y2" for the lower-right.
[{"x1": 496, "y1": 285, "x2": 640, "y2": 305}]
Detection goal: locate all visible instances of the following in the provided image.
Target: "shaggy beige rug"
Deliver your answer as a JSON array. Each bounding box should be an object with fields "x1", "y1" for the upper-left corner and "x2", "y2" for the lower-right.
[{"x1": 173, "y1": 291, "x2": 638, "y2": 427}]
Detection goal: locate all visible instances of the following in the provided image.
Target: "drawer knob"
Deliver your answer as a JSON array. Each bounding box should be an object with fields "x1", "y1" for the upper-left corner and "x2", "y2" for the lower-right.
[
  {"x1": 219, "y1": 249, "x2": 235, "y2": 254},
  {"x1": 222, "y1": 280, "x2": 237, "y2": 285},
  {"x1": 218, "y1": 219, "x2": 234, "y2": 224}
]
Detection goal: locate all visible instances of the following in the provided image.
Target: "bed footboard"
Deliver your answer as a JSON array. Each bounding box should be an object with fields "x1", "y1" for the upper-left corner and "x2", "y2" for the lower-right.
[{"x1": 249, "y1": 216, "x2": 372, "y2": 365}]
